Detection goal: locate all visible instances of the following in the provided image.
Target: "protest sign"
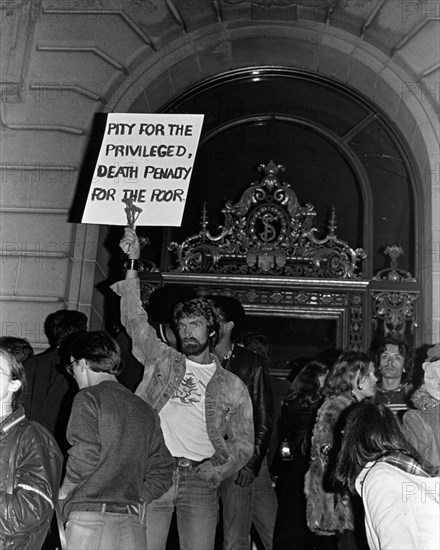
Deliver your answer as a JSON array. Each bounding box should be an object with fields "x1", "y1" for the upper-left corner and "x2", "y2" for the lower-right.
[{"x1": 80, "y1": 113, "x2": 204, "y2": 227}]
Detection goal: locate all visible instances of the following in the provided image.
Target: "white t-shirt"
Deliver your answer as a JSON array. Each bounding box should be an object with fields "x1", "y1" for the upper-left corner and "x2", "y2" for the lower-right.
[{"x1": 159, "y1": 358, "x2": 216, "y2": 460}]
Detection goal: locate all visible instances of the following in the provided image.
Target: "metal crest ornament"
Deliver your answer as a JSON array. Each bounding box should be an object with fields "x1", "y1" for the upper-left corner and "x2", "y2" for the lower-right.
[
  {"x1": 371, "y1": 291, "x2": 418, "y2": 338},
  {"x1": 169, "y1": 161, "x2": 366, "y2": 278},
  {"x1": 372, "y1": 245, "x2": 416, "y2": 282}
]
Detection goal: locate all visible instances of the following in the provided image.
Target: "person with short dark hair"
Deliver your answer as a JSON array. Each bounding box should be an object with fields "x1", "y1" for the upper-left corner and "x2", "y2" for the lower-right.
[
  {"x1": 373, "y1": 337, "x2": 414, "y2": 415},
  {"x1": 333, "y1": 402, "x2": 439, "y2": 550},
  {"x1": 58, "y1": 330, "x2": 174, "y2": 550},
  {"x1": 111, "y1": 228, "x2": 254, "y2": 550},
  {"x1": 0, "y1": 348, "x2": 63, "y2": 550},
  {"x1": 24, "y1": 309, "x2": 88, "y2": 454},
  {"x1": 209, "y1": 295, "x2": 275, "y2": 550},
  {"x1": 0, "y1": 336, "x2": 34, "y2": 364},
  {"x1": 305, "y1": 351, "x2": 377, "y2": 550}
]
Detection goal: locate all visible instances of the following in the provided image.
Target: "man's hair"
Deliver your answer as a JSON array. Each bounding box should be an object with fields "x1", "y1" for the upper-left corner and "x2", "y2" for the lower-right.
[
  {"x1": 323, "y1": 350, "x2": 372, "y2": 398},
  {"x1": 0, "y1": 348, "x2": 26, "y2": 412},
  {"x1": 44, "y1": 309, "x2": 88, "y2": 348},
  {"x1": 173, "y1": 297, "x2": 220, "y2": 340},
  {"x1": 239, "y1": 332, "x2": 271, "y2": 361},
  {"x1": 285, "y1": 360, "x2": 329, "y2": 407},
  {"x1": 69, "y1": 331, "x2": 122, "y2": 375},
  {"x1": 208, "y1": 295, "x2": 245, "y2": 342},
  {"x1": 148, "y1": 285, "x2": 197, "y2": 324},
  {"x1": 333, "y1": 402, "x2": 437, "y2": 493},
  {"x1": 374, "y1": 337, "x2": 414, "y2": 383},
  {"x1": 0, "y1": 337, "x2": 34, "y2": 364}
]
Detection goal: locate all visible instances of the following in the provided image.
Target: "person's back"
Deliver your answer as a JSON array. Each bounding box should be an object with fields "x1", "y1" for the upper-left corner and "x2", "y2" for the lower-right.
[
  {"x1": 334, "y1": 402, "x2": 440, "y2": 550},
  {"x1": 58, "y1": 330, "x2": 174, "y2": 550},
  {"x1": 357, "y1": 458, "x2": 439, "y2": 550},
  {"x1": 63, "y1": 380, "x2": 172, "y2": 517},
  {"x1": 24, "y1": 309, "x2": 88, "y2": 454}
]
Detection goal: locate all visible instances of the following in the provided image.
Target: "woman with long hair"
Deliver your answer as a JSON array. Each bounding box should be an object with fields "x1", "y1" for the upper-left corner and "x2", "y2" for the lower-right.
[
  {"x1": 333, "y1": 402, "x2": 439, "y2": 549},
  {"x1": 305, "y1": 351, "x2": 377, "y2": 550},
  {"x1": 273, "y1": 360, "x2": 329, "y2": 549}
]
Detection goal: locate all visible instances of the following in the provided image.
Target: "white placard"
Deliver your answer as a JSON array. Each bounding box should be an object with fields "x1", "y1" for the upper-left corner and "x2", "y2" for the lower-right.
[{"x1": 80, "y1": 113, "x2": 204, "y2": 226}]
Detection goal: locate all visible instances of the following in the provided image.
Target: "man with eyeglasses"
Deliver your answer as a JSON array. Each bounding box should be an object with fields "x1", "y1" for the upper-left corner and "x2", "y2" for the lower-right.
[
  {"x1": 373, "y1": 337, "x2": 414, "y2": 416},
  {"x1": 58, "y1": 330, "x2": 174, "y2": 550},
  {"x1": 0, "y1": 348, "x2": 63, "y2": 550},
  {"x1": 111, "y1": 227, "x2": 254, "y2": 550}
]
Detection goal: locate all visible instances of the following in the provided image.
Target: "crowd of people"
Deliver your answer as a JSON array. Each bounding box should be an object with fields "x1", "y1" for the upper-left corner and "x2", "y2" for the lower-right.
[{"x1": 0, "y1": 226, "x2": 439, "y2": 550}]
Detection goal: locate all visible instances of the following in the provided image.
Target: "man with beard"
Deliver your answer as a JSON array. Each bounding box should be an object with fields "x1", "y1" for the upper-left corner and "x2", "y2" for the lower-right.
[{"x1": 111, "y1": 227, "x2": 254, "y2": 550}]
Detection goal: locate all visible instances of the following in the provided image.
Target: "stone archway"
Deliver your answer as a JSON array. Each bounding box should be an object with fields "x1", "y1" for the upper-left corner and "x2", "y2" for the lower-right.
[{"x1": 1, "y1": 1, "x2": 438, "y2": 350}]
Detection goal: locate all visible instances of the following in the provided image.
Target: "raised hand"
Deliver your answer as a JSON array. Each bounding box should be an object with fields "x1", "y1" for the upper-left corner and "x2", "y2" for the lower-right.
[{"x1": 120, "y1": 227, "x2": 140, "y2": 260}]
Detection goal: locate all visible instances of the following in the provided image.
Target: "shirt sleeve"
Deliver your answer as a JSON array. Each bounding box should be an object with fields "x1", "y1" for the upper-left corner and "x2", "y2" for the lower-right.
[
  {"x1": 0, "y1": 430, "x2": 59, "y2": 536},
  {"x1": 65, "y1": 391, "x2": 100, "y2": 484},
  {"x1": 403, "y1": 411, "x2": 439, "y2": 468},
  {"x1": 196, "y1": 377, "x2": 254, "y2": 485},
  {"x1": 245, "y1": 357, "x2": 273, "y2": 476},
  {"x1": 111, "y1": 278, "x2": 173, "y2": 368}
]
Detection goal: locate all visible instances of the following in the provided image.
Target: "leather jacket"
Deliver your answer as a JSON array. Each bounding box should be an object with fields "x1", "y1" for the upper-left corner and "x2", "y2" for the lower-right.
[
  {"x1": 0, "y1": 407, "x2": 63, "y2": 550},
  {"x1": 223, "y1": 344, "x2": 273, "y2": 476},
  {"x1": 111, "y1": 278, "x2": 254, "y2": 487}
]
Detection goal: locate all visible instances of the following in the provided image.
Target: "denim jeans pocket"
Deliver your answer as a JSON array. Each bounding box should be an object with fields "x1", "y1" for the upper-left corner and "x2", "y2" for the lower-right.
[
  {"x1": 130, "y1": 518, "x2": 148, "y2": 548},
  {"x1": 66, "y1": 514, "x2": 105, "y2": 550}
]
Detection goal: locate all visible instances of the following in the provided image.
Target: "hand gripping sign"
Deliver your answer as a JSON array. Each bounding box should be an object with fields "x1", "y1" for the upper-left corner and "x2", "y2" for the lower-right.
[{"x1": 80, "y1": 113, "x2": 204, "y2": 227}]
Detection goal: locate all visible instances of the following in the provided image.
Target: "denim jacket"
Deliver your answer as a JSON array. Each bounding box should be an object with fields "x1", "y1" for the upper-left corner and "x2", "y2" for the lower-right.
[{"x1": 111, "y1": 278, "x2": 254, "y2": 487}]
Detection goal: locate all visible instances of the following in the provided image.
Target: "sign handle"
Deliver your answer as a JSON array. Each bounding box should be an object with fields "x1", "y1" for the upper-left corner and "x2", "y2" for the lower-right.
[
  {"x1": 121, "y1": 198, "x2": 148, "y2": 254},
  {"x1": 122, "y1": 197, "x2": 143, "y2": 230}
]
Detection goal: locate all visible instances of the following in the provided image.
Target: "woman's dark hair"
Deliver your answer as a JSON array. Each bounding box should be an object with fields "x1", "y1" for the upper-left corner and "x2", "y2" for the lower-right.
[
  {"x1": 0, "y1": 348, "x2": 26, "y2": 412},
  {"x1": 285, "y1": 360, "x2": 328, "y2": 407},
  {"x1": 333, "y1": 402, "x2": 438, "y2": 493},
  {"x1": 69, "y1": 331, "x2": 122, "y2": 376},
  {"x1": 324, "y1": 350, "x2": 372, "y2": 398}
]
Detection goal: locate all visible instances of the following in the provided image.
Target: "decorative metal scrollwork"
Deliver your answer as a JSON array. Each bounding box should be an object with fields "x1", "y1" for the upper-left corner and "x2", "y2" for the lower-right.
[
  {"x1": 169, "y1": 160, "x2": 366, "y2": 278},
  {"x1": 372, "y1": 245, "x2": 416, "y2": 282},
  {"x1": 371, "y1": 291, "x2": 418, "y2": 338}
]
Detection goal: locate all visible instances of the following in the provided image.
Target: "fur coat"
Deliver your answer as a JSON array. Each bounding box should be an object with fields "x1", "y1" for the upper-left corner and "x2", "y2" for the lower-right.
[{"x1": 304, "y1": 393, "x2": 356, "y2": 535}]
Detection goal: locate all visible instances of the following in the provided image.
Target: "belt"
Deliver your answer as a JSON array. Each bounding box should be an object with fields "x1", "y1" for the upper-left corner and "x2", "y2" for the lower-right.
[
  {"x1": 173, "y1": 457, "x2": 205, "y2": 468},
  {"x1": 77, "y1": 503, "x2": 140, "y2": 514}
]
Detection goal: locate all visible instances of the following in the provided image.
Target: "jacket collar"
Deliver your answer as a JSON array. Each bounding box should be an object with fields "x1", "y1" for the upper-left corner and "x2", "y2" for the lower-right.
[{"x1": 0, "y1": 406, "x2": 26, "y2": 436}]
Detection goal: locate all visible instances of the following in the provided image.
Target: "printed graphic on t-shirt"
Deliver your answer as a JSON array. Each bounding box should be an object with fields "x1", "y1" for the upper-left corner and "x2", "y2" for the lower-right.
[{"x1": 172, "y1": 374, "x2": 202, "y2": 404}]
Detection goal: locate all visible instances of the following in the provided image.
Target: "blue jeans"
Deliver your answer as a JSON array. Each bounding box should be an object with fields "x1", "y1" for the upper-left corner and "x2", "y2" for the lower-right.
[
  {"x1": 145, "y1": 465, "x2": 219, "y2": 550},
  {"x1": 65, "y1": 508, "x2": 147, "y2": 550},
  {"x1": 221, "y1": 458, "x2": 278, "y2": 550}
]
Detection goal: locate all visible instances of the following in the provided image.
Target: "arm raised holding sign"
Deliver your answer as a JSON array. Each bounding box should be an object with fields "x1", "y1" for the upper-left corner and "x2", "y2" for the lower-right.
[{"x1": 120, "y1": 227, "x2": 142, "y2": 280}]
